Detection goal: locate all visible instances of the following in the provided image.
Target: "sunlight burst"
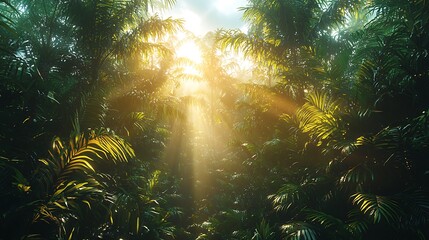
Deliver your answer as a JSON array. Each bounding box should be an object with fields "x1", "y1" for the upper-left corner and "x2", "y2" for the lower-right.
[
  {"x1": 174, "y1": 37, "x2": 207, "y2": 97},
  {"x1": 178, "y1": 79, "x2": 207, "y2": 97},
  {"x1": 176, "y1": 40, "x2": 202, "y2": 64}
]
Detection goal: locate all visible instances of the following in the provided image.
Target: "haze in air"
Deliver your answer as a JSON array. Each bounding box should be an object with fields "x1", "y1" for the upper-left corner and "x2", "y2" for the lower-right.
[{"x1": 0, "y1": 0, "x2": 428, "y2": 239}]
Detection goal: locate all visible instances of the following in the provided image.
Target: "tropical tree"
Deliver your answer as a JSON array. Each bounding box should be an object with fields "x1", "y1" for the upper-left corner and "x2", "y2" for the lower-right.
[
  {"x1": 218, "y1": 0, "x2": 362, "y2": 102},
  {"x1": 0, "y1": 128, "x2": 135, "y2": 239},
  {"x1": 210, "y1": 1, "x2": 429, "y2": 239},
  {"x1": 0, "y1": 0, "x2": 186, "y2": 239},
  {"x1": 270, "y1": 91, "x2": 429, "y2": 239},
  {"x1": 1, "y1": 0, "x2": 429, "y2": 239}
]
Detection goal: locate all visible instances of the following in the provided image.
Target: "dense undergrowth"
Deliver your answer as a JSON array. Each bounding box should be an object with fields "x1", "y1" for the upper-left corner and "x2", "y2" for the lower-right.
[{"x1": 0, "y1": 0, "x2": 428, "y2": 239}]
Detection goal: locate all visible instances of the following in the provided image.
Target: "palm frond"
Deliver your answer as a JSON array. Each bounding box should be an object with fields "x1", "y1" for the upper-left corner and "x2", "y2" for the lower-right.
[
  {"x1": 281, "y1": 222, "x2": 318, "y2": 240},
  {"x1": 345, "y1": 209, "x2": 369, "y2": 237},
  {"x1": 75, "y1": 90, "x2": 109, "y2": 131},
  {"x1": 339, "y1": 164, "x2": 374, "y2": 185},
  {"x1": 269, "y1": 182, "x2": 314, "y2": 212},
  {"x1": 146, "y1": 0, "x2": 177, "y2": 10},
  {"x1": 363, "y1": 110, "x2": 429, "y2": 168},
  {"x1": 351, "y1": 192, "x2": 401, "y2": 224},
  {"x1": 115, "y1": 16, "x2": 182, "y2": 58},
  {"x1": 297, "y1": 91, "x2": 343, "y2": 141},
  {"x1": 252, "y1": 219, "x2": 277, "y2": 240},
  {"x1": 305, "y1": 209, "x2": 344, "y2": 229},
  {"x1": 138, "y1": 15, "x2": 183, "y2": 40},
  {"x1": 40, "y1": 129, "x2": 135, "y2": 188},
  {"x1": 0, "y1": 0, "x2": 16, "y2": 32},
  {"x1": 89, "y1": 131, "x2": 135, "y2": 163},
  {"x1": 0, "y1": 156, "x2": 31, "y2": 193},
  {"x1": 315, "y1": 0, "x2": 362, "y2": 32},
  {"x1": 31, "y1": 128, "x2": 135, "y2": 234},
  {"x1": 396, "y1": 189, "x2": 429, "y2": 226},
  {"x1": 216, "y1": 29, "x2": 279, "y2": 65}
]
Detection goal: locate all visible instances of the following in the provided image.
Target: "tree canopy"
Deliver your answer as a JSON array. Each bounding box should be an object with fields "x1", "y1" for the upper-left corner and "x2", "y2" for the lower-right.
[{"x1": 0, "y1": 0, "x2": 428, "y2": 239}]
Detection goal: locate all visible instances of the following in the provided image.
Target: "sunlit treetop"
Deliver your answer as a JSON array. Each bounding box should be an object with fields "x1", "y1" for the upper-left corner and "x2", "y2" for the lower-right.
[{"x1": 156, "y1": 0, "x2": 247, "y2": 36}]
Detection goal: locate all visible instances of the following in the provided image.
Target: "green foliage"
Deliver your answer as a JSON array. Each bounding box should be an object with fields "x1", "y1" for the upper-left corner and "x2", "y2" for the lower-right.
[
  {"x1": 0, "y1": 0, "x2": 184, "y2": 239},
  {"x1": 339, "y1": 164, "x2": 374, "y2": 185},
  {"x1": 281, "y1": 222, "x2": 318, "y2": 240},
  {"x1": 0, "y1": 128, "x2": 136, "y2": 239},
  {"x1": 269, "y1": 183, "x2": 312, "y2": 212},
  {"x1": 0, "y1": 0, "x2": 16, "y2": 32},
  {"x1": 252, "y1": 219, "x2": 277, "y2": 240},
  {"x1": 1, "y1": 0, "x2": 429, "y2": 239},
  {"x1": 351, "y1": 193, "x2": 401, "y2": 224},
  {"x1": 297, "y1": 91, "x2": 343, "y2": 142}
]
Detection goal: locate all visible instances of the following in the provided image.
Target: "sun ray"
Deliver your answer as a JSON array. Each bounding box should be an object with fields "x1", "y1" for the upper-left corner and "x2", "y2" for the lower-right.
[{"x1": 176, "y1": 40, "x2": 202, "y2": 64}]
